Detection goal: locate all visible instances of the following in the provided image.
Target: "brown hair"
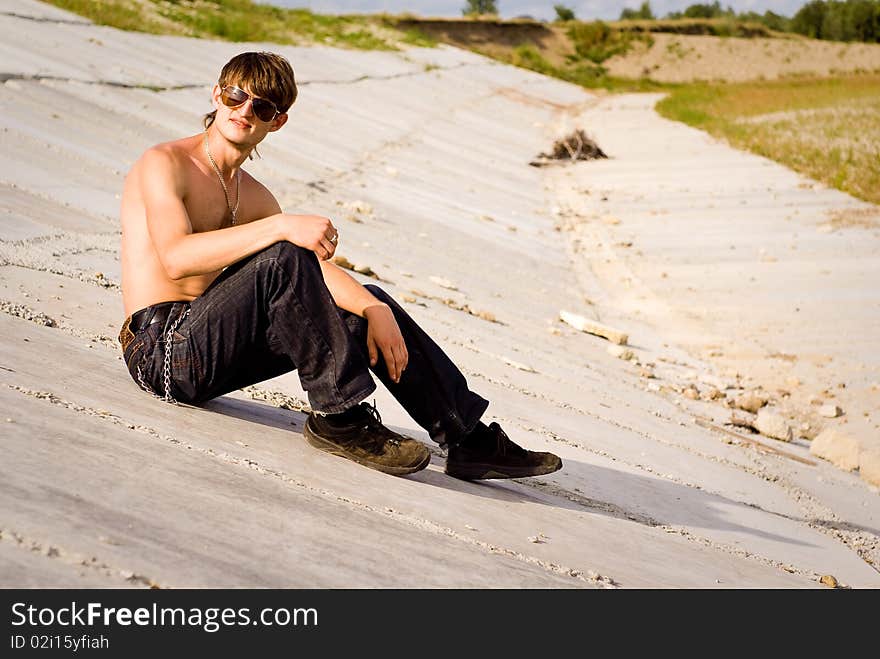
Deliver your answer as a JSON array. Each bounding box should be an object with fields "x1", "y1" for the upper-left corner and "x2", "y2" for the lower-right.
[{"x1": 204, "y1": 51, "x2": 297, "y2": 130}]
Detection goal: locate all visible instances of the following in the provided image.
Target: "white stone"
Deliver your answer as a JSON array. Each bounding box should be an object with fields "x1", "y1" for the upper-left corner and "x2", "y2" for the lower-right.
[
  {"x1": 810, "y1": 428, "x2": 860, "y2": 471},
  {"x1": 428, "y1": 276, "x2": 458, "y2": 291},
  {"x1": 606, "y1": 344, "x2": 634, "y2": 360},
  {"x1": 734, "y1": 393, "x2": 767, "y2": 414},
  {"x1": 859, "y1": 450, "x2": 880, "y2": 488},
  {"x1": 754, "y1": 408, "x2": 792, "y2": 442},
  {"x1": 819, "y1": 404, "x2": 842, "y2": 418}
]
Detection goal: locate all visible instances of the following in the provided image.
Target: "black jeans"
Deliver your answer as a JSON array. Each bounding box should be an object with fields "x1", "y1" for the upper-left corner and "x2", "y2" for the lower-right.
[{"x1": 120, "y1": 242, "x2": 489, "y2": 447}]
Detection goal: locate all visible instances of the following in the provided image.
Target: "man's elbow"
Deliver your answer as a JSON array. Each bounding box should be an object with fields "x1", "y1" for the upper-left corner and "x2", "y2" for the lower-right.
[{"x1": 161, "y1": 254, "x2": 187, "y2": 281}]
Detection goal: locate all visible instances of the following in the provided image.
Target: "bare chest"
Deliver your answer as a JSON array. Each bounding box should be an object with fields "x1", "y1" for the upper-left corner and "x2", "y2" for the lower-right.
[{"x1": 184, "y1": 168, "x2": 243, "y2": 232}]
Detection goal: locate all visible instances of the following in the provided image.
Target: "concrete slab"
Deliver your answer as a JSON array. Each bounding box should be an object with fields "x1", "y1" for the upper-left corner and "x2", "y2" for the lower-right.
[{"x1": 1, "y1": 314, "x2": 824, "y2": 587}]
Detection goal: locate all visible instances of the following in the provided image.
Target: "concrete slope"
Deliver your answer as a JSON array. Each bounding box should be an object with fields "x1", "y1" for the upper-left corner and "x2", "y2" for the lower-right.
[{"x1": 0, "y1": 0, "x2": 877, "y2": 587}]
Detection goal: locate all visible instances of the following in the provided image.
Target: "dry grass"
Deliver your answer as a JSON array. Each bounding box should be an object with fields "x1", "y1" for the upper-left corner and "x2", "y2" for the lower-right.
[
  {"x1": 827, "y1": 207, "x2": 880, "y2": 230},
  {"x1": 657, "y1": 75, "x2": 880, "y2": 205}
]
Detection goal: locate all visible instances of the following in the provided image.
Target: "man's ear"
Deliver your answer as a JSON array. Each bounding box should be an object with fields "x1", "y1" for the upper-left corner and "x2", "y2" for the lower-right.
[
  {"x1": 210, "y1": 84, "x2": 222, "y2": 110},
  {"x1": 268, "y1": 113, "x2": 288, "y2": 132}
]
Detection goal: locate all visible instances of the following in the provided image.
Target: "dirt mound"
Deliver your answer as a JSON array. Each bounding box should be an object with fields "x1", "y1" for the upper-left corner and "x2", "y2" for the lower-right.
[
  {"x1": 530, "y1": 130, "x2": 607, "y2": 167},
  {"x1": 397, "y1": 17, "x2": 880, "y2": 84},
  {"x1": 602, "y1": 32, "x2": 880, "y2": 82}
]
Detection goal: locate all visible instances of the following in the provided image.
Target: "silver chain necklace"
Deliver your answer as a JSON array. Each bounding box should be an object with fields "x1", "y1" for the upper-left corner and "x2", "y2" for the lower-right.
[{"x1": 204, "y1": 131, "x2": 241, "y2": 226}]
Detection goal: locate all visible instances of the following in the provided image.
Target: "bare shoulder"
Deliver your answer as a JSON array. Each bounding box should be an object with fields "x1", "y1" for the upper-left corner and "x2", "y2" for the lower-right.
[
  {"x1": 127, "y1": 136, "x2": 200, "y2": 196},
  {"x1": 136, "y1": 136, "x2": 196, "y2": 174},
  {"x1": 239, "y1": 169, "x2": 282, "y2": 220}
]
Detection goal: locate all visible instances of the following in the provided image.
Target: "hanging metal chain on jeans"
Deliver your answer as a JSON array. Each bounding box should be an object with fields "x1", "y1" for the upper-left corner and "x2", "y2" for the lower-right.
[{"x1": 136, "y1": 307, "x2": 191, "y2": 405}]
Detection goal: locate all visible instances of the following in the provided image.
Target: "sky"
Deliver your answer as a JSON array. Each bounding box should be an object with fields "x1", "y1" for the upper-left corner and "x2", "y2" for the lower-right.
[{"x1": 271, "y1": 1, "x2": 808, "y2": 21}]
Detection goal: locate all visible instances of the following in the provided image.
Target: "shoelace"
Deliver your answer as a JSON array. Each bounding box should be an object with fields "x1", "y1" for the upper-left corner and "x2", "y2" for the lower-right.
[
  {"x1": 489, "y1": 423, "x2": 527, "y2": 458},
  {"x1": 358, "y1": 401, "x2": 401, "y2": 448}
]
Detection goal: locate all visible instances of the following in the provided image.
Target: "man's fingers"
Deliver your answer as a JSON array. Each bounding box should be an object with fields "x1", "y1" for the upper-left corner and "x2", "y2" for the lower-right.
[
  {"x1": 316, "y1": 238, "x2": 335, "y2": 260},
  {"x1": 384, "y1": 349, "x2": 398, "y2": 383},
  {"x1": 391, "y1": 344, "x2": 407, "y2": 380},
  {"x1": 367, "y1": 334, "x2": 378, "y2": 367}
]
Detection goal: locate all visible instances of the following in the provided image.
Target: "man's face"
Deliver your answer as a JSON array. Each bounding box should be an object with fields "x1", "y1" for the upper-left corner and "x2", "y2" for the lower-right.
[{"x1": 211, "y1": 82, "x2": 287, "y2": 143}]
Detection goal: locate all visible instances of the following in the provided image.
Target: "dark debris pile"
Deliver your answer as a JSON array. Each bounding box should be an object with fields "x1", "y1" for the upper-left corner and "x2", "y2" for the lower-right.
[{"x1": 530, "y1": 129, "x2": 607, "y2": 167}]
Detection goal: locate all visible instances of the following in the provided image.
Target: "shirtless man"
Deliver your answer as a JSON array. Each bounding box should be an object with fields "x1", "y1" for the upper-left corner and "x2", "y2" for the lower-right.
[{"x1": 118, "y1": 51, "x2": 562, "y2": 480}]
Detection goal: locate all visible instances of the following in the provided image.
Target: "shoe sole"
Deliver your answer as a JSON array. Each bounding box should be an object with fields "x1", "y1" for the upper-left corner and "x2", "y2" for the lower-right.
[
  {"x1": 304, "y1": 419, "x2": 431, "y2": 476},
  {"x1": 445, "y1": 457, "x2": 563, "y2": 481}
]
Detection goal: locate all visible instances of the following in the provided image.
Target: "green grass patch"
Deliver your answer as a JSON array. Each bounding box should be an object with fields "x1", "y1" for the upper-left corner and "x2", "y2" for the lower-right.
[
  {"x1": 502, "y1": 43, "x2": 667, "y2": 92},
  {"x1": 566, "y1": 20, "x2": 643, "y2": 64},
  {"x1": 611, "y1": 17, "x2": 775, "y2": 38},
  {"x1": 657, "y1": 75, "x2": 880, "y2": 204},
  {"x1": 43, "y1": 0, "x2": 431, "y2": 50},
  {"x1": 44, "y1": 0, "x2": 175, "y2": 33}
]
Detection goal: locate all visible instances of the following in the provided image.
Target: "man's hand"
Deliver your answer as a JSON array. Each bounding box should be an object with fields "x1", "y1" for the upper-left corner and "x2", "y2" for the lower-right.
[
  {"x1": 364, "y1": 303, "x2": 408, "y2": 383},
  {"x1": 282, "y1": 214, "x2": 338, "y2": 260}
]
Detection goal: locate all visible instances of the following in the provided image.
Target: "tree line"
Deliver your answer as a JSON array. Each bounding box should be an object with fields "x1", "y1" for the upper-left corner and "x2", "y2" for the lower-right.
[
  {"x1": 461, "y1": 1, "x2": 880, "y2": 43},
  {"x1": 614, "y1": 1, "x2": 879, "y2": 42}
]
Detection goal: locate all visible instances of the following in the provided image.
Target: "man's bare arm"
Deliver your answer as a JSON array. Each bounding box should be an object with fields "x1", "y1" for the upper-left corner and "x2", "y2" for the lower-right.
[
  {"x1": 318, "y1": 260, "x2": 383, "y2": 316},
  {"x1": 142, "y1": 148, "x2": 337, "y2": 279},
  {"x1": 318, "y1": 261, "x2": 408, "y2": 381}
]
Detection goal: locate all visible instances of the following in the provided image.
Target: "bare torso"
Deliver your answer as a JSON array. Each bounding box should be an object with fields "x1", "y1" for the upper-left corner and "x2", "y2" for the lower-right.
[{"x1": 120, "y1": 135, "x2": 261, "y2": 317}]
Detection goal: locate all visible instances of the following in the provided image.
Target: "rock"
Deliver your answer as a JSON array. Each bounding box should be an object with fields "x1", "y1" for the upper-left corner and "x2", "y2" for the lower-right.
[
  {"x1": 730, "y1": 413, "x2": 756, "y2": 430},
  {"x1": 639, "y1": 368, "x2": 655, "y2": 379},
  {"x1": 819, "y1": 404, "x2": 842, "y2": 418},
  {"x1": 429, "y1": 276, "x2": 458, "y2": 291},
  {"x1": 607, "y1": 345, "x2": 633, "y2": 360},
  {"x1": 331, "y1": 255, "x2": 355, "y2": 270},
  {"x1": 754, "y1": 408, "x2": 792, "y2": 442},
  {"x1": 858, "y1": 449, "x2": 880, "y2": 488},
  {"x1": 734, "y1": 393, "x2": 767, "y2": 414},
  {"x1": 683, "y1": 386, "x2": 700, "y2": 400},
  {"x1": 344, "y1": 200, "x2": 373, "y2": 215},
  {"x1": 500, "y1": 357, "x2": 537, "y2": 373},
  {"x1": 819, "y1": 575, "x2": 839, "y2": 588},
  {"x1": 353, "y1": 264, "x2": 376, "y2": 277},
  {"x1": 701, "y1": 387, "x2": 724, "y2": 401},
  {"x1": 809, "y1": 427, "x2": 860, "y2": 471},
  {"x1": 560, "y1": 311, "x2": 628, "y2": 345}
]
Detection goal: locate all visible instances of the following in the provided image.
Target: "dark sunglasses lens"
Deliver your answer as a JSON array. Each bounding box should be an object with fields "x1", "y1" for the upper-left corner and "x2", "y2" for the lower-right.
[
  {"x1": 221, "y1": 87, "x2": 248, "y2": 107},
  {"x1": 252, "y1": 99, "x2": 277, "y2": 122}
]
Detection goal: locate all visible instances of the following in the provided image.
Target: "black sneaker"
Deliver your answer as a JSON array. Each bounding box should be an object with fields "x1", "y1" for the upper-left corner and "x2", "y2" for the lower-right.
[
  {"x1": 445, "y1": 422, "x2": 562, "y2": 480},
  {"x1": 304, "y1": 402, "x2": 431, "y2": 476}
]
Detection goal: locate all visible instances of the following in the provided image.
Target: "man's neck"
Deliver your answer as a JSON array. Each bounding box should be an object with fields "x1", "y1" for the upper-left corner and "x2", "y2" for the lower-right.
[{"x1": 203, "y1": 126, "x2": 250, "y2": 178}]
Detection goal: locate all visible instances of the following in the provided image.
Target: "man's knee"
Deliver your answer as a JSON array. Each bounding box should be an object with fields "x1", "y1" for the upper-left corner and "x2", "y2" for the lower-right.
[
  {"x1": 364, "y1": 283, "x2": 390, "y2": 301},
  {"x1": 263, "y1": 241, "x2": 318, "y2": 272}
]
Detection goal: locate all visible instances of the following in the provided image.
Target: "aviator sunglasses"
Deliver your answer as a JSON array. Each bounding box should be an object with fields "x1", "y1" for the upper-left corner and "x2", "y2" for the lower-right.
[{"x1": 220, "y1": 85, "x2": 281, "y2": 122}]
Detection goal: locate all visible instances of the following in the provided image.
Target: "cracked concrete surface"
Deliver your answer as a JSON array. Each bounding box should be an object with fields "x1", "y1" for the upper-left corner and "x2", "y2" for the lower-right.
[{"x1": 1, "y1": 0, "x2": 878, "y2": 588}]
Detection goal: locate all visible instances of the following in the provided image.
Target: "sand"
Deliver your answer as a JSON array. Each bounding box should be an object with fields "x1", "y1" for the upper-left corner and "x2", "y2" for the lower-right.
[
  {"x1": 1, "y1": 0, "x2": 878, "y2": 588},
  {"x1": 604, "y1": 32, "x2": 880, "y2": 82}
]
